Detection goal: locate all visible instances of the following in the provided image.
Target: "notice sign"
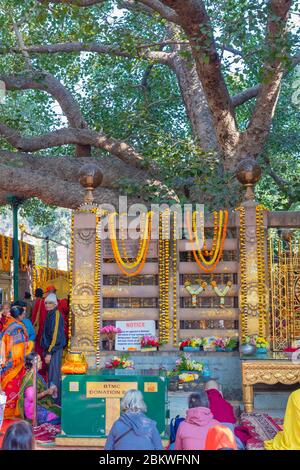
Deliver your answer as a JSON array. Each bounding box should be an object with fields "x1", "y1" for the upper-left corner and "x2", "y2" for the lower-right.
[
  {"x1": 115, "y1": 320, "x2": 156, "y2": 351},
  {"x1": 86, "y1": 381, "x2": 137, "y2": 399}
]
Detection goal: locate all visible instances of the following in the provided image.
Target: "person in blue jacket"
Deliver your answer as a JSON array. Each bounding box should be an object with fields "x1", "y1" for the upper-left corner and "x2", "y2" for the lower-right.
[
  {"x1": 105, "y1": 389, "x2": 163, "y2": 450},
  {"x1": 41, "y1": 293, "x2": 66, "y2": 404}
]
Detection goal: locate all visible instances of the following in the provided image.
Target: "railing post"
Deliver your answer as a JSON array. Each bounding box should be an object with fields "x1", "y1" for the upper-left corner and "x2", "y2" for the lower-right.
[{"x1": 236, "y1": 159, "x2": 269, "y2": 341}]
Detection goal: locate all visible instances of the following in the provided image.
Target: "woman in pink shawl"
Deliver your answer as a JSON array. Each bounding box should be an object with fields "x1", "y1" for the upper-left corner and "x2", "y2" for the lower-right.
[
  {"x1": 174, "y1": 391, "x2": 236, "y2": 450},
  {"x1": 205, "y1": 380, "x2": 249, "y2": 449}
]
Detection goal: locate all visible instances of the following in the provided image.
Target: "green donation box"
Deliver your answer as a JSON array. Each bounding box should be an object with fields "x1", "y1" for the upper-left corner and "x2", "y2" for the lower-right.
[{"x1": 57, "y1": 371, "x2": 169, "y2": 446}]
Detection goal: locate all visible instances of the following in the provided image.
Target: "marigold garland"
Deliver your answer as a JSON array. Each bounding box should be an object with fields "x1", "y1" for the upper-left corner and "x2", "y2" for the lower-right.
[
  {"x1": 172, "y1": 212, "x2": 178, "y2": 347},
  {"x1": 109, "y1": 211, "x2": 152, "y2": 277},
  {"x1": 186, "y1": 209, "x2": 228, "y2": 273},
  {"x1": 19, "y1": 240, "x2": 29, "y2": 271},
  {"x1": 0, "y1": 235, "x2": 12, "y2": 272},
  {"x1": 93, "y1": 215, "x2": 101, "y2": 367},
  {"x1": 119, "y1": 211, "x2": 147, "y2": 266},
  {"x1": 159, "y1": 210, "x2": 170, "y2": 343},
  {"x1": 32, "y1": 247, "x2": 37, "y2": 296},
  {"x1": 68, "y1": 213, "x2": 75, "y2": 351},
  {"x1": 256, "y1": 205, "x2": 268, "y2": 338},
  {"x1": 236, "y1": 206, "x2": 248, "y2": 342}
]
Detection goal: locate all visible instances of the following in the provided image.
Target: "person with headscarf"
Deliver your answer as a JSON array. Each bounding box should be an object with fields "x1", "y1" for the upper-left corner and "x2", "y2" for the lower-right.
[
  {"x1": 18, "y1": 353, "x2": 61, "y2": 425},
  {"x1": 45, "y1": 285, "x2": 69, "y2": 342},
  {"x1": 41, "y1": 293, "x2": 66, "y2": 404},
  {"x1": 264, "y1": 388, "x2": 300, "y2": 450},
  {"x1": 0, "y1": 306, "x2": 30, "y2": 418}
]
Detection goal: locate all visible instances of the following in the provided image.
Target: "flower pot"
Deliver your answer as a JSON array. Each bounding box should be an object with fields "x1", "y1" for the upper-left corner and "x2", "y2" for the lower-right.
[
  {"x1": 225, "y1": 347, "x2": 233, "y2": 352},
  {"x1": 141, "y1": 347, "x2": 157, "y2": 352},
  {"x1": 183, "y1": 346, "x2": 200, "y2": 352},
  {"x1": 102, "y1": 368, "x2": 115, "y2": 375},
  {"x1": 114, "y1": 368, "x2": 136, "y2": 375},
  {"x1": 240, "y1": 344, "x2": 256, "y2": 355},
  {"x1": 215, "y1": 346, "x2": 224, "y2": 352},
  {"x1": 108, "y1": 339, "x2": 114, "y2": 351},
  {"x1": 256, "y1": 347, "x2": 268, "y2": 354}
]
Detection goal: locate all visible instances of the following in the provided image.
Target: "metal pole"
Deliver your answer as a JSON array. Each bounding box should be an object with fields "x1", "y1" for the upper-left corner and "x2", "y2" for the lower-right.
[
  {"x1": 46, "y1": 236, "x2": 49, "y2": 269},
  {"x1": 32, "y1": 355, "x2": 38, "y2": 428},
  {"x1": 11, "y1": 197, "x2": 22, "y2": 301}
]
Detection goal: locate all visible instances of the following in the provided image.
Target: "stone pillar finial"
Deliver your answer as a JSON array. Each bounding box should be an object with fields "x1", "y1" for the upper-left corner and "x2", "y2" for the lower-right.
[
  {"x1": 235, "y1": 158, "x2": 262, "y2": 201},
  {"x1": 79, "y1": 163, "x2": 103, "y2": 205}
]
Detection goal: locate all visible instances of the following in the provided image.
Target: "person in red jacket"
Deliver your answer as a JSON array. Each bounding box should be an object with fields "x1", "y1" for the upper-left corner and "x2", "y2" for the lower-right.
[{"x1": 45, "y1": 285, "x2": 69, "y2": 343}]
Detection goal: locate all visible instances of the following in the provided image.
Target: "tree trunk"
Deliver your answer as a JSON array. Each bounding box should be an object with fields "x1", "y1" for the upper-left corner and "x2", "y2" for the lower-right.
[{"x1": 171, "y1": 52, "x2": 218, "y2": 152}]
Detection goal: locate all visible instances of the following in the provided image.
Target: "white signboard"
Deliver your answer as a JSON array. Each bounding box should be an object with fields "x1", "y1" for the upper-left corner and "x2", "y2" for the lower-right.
[{"x1": 115, "y1": 320, "x2": 156, "y2": 351}]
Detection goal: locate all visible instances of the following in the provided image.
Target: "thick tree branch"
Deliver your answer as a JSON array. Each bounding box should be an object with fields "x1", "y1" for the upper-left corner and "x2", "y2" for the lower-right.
[
  {"x1": 39, "y1": 0, "x2": 180, "y2": 21},
  {"x1": 0, "y1": 124, "x2": 148, "y2": 169},
  {"x1": 232, "y1": 85, "x2": 261, "y2": 108},
  {"x1": 0, "y1": 161, "x2": 123, "y2": 209},
  {"x1": 244, "y1": 0, "x2": 292, "y2": 148},
  {"x1": 0, "y1": 150, "x2": 148, "y2": 189},
  {"x1": 37, "y1": 0, "x2": 106, "y2": 6},
  {"x1": 0, "y1": 71, "x2": 87, "y2": 129},
  {"x1": 0, "y1": 42, "x2": 173, "y2": 66},
  {"x1": 132, "y1": 0, "x2": 179, "y2": 22},
  {"x1": 262, "y1": 154, "x2": 298, "y2": 206},
  {"x1": 232, "y1": 51, "x2": 300, "y2": 107},
  {"x1": 158, "y1": 0, "x2": 238, "y2": 158}
]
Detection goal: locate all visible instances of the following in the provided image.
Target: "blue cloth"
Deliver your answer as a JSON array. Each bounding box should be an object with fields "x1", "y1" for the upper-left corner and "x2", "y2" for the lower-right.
[
  {"x1": 22, "y1": 318, "x2": 36, "y2": 341},
  {"x1": 41, "y1": 308, "x2": 66, "y2": 355},
  {"x1": 105, "y1": 412, "x2": 163, "y2": 450}
]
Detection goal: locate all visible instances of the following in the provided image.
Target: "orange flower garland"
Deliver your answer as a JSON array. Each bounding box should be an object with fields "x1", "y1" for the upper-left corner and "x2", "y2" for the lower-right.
[{"x1": 186, "y1": 210, "x2": 228, "y2": 273}]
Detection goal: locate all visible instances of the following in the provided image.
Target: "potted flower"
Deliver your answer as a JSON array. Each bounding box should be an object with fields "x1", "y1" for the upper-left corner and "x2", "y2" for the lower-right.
[
  {"x1": 169, "y1": 353, "x2": 204, "y2": 376},
  {"x1": 202, "y1": 336, "x2": 217, "y2": 352},
  {"x1": 179, "y1": 337, "x2": 202, "y2": 352},
  {"x1": 214, "y1": 337, "x2": 226, "y2": 352},
  {"x1": 240, "y1": 336, "x2": 257, "y2": 355},
  {"x1": 104, "y1": 354, "x2": 134, "y2": 375},
  {"x1": 224, "y1": 337, "x2": 238, "y2": 352},
  {"x1": 254, "y1": 336, "x2": 269, "y2": 354},
  {"x1": 100, "y1": 325, "x2": 122, "y2": 351},
  {"x1": 140, "y1": 335, "x2": 159, "y2": 352}
]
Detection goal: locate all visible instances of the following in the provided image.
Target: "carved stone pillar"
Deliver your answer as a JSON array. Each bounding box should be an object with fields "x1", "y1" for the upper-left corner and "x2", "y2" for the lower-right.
[
  {"x1": 70, "y1": 210, "x2": 98, "y2": 366},
  {"x1": 236, "y1": 158, "x2": 269, "y2": 340}
]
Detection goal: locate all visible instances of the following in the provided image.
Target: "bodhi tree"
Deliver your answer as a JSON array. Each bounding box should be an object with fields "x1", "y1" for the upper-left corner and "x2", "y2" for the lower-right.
[{"x1": 0, "y1": 0, "x2": 299, "y2": 211}]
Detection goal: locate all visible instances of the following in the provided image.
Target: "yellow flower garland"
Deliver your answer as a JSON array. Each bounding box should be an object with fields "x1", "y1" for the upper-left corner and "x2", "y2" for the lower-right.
[
  {"x1": 159, "y1": 210, "x2": 170, "y2": 343},
  {"x1": 173, "y1": 212, "x2": 178, "y2": 347},
  {"x1": 109, "y1": 211, "x2": 153, "y2": 277},
  {"x1": 68, "y1": 213, "x2": 75, "y2": 351},
  {"x1": 32, "y1": 247, "x2": 37, "y2": 295},
  {"x1": 119, "y1": 211, "x2": 147, "y2": 265},
  {"x1": 0, "y1": 235, "x2": 12, "y2": 272},
  {"x1": 256, "y1": 205, "x2": 268, "y2": 338},
  {"x1": 236, "y1": 206, "x2": 248, "y2": 342},
  {"x1": 19, "y1": 241, "x2": 29, "y2": 271},
  {"x1": 93, "y1": 215, "x2": 101, "y2": 367},
  {"x1": 186, "y1": 209, "x2": 228, "y2": 273},
  {"x1": 193, "y1": 210, "x2": 224, "y2": 265}
]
